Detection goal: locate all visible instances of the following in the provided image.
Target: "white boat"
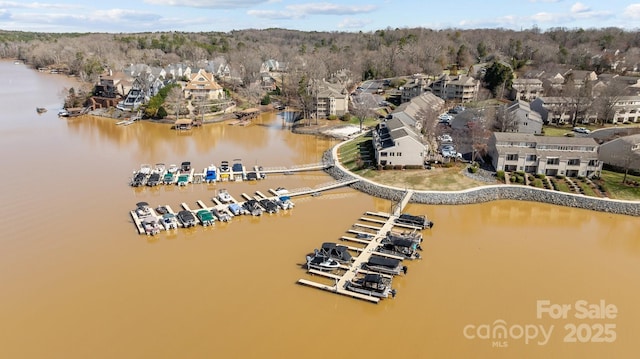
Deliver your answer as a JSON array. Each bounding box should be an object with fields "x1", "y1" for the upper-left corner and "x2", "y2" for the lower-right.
[
  {"x1": 163, "y1": 164, "x2": 179, "y2": 184},
  {"x1": 218, "y1": 189, "x2": 232, "y2": 203},
  {"x1": 228, "y1": 203, "x2": 248, "y2": 216},
  {"x1": 306, "y1": 250, "x2": 341, "y2": 271},
  {"x1": 204, "y1": 164, "x2": 218, "y2": 183},
  {"x1": 141, "y1": 218, "x2": 162, "y2": 236},
  {"x1": 131, "y1": 164, "x2": 152, "y2": 187},
  {"x1": 211, "y1": 207, "x2": 232, "y2": 222},
  {"x1": 160, "y1": 213, "x2": 179, "y2": 230},
  {"x1": 276, "y1": 196, "x2": 295, "y2": 210}
]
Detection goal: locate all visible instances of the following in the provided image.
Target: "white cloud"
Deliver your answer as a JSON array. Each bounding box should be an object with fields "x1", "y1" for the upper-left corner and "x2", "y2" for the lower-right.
[
  {"x1": 570, "y1": 2, "x2": 590, "y2": 13},
  {"x1": 92, "y1": 9, "x2": 162, "y2": 23},
  {"x1": 623, "y1": 4, "x2": 640, "y2": 19},
  {"x1": 247, "y1": 9, "x2": 299, "y2": 20},
  {"x1": 0, "y1": 1, "x2": 79, "y2": 10},
  {"x1": 286, "y1": 3, "x2": 377, "y2": 16},
  {"x1": 337, "y1": 17, "x2": 372, "y2": 29},
  {"x1": 248, "y1": 2, "x2": 376, "y2": 20},
  {"x1": 143, "y1": 0, "x2": 269, "y2": 8},
  {"x1": 529, "y1": 0, "x2": 562, "y2": 2}
]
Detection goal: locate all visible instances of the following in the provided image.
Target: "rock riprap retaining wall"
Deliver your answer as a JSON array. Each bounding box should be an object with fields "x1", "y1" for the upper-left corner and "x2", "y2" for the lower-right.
[{"x1": 324, "y1": 149, "x2": 640, "y2": 217}]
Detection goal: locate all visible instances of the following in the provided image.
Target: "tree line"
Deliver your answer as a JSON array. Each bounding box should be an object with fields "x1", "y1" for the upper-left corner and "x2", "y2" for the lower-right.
[{"x1": 2, "y1": 27, "x2": 639, "y2": 87}]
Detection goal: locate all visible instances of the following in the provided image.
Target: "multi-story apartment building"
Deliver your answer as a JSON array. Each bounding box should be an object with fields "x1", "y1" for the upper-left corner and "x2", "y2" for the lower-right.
[
  {"x1": 488, "y1": 133, "x2": 602, "y2": 178},
  {"x1": 510, "y1": 78, "x2": 544, "y2": 101},
  {"x1": 430, "y1": 74, "x2": 479, "y2": 103},
  {"x1": 315, "y1": 80, "x2": 349, "y2": 118}
]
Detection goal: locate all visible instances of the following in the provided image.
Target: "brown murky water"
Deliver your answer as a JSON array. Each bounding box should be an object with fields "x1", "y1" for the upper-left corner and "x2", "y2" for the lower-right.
[{"x1": 1, "y1": 61, "x2": 639, "y2": 358}]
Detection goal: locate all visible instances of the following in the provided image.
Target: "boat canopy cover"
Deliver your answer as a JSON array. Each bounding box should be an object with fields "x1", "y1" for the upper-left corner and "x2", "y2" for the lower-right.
[
  {"x1": 321, "y1": 242, "x2": 352, "y2": 261},
  {"x1": 368, "y1": 256, "x2": 400, "y2": 268},
  {"x1": 136, "y1": 202, "x2": 150, "y2": 208},
  {"x1": 389, "y1": 238, "x2": 414, "y2": 248},
  {"x1": 363, "y1": 273, "x2": 383, "y2": 283},
  {"x1": 279, "y1": 196, "x2": 291, "y2": 201},
  {"x1": 163, "y1": 213, "x2": 175, "y2": 219},
  {"x1": 178, "y1": 210, "x2": 194, "y2": 218}
]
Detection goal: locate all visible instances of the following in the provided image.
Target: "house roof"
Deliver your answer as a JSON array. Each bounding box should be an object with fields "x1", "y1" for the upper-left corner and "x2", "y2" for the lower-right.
[
  {"x1": 493, "y1": 132, "x2": 598, "y2": 146},
  {"x1": 185, "y1": 69, "x2": 222, "y2": 91},
  {"x1": 507, "y1": 100, "x2": 543, "y2": 124},
  {"x1": 599, "y1": 134, "x2": 640, "y2": 165},
  {"x1": 175, "y1": 118, "x2": 193, "y2": 126}
]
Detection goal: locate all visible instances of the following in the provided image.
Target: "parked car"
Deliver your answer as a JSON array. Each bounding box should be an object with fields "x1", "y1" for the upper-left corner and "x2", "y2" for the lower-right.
[
  {"x1": 573, "y1": 127, "x2": 591, "y2": 134},
  {"x1": 438, "y1": 113, "x2": 453, "y2": 124},
  {"x1": 442, "y1": 149, "x2": 463, "y2": 159},
  {"x1": 438, "y1": 134, "x2": 453, "y2": 142}
]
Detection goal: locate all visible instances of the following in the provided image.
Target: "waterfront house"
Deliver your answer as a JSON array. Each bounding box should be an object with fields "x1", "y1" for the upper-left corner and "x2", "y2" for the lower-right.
[
  {"x1": 372, "y1": 117, "x2": 427, "y2": 167},
  {"x1": 184, "y1": 69, "x2": 224, "y2": 101},
  {"x1": 117, "y1": 76, "x2": 146, "y2": 111},
  {"x1": 488, "y1": 132, "x2": 602, "y2": 177}
]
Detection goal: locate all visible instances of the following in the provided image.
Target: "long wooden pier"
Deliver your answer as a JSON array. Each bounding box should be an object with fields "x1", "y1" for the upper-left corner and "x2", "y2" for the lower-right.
[{"x1": 296, "y1": 190, "x2": 423, "y2": 303}]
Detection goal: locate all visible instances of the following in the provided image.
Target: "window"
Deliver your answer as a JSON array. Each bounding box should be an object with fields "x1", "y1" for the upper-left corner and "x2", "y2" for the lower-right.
[
  {"x1": 567, "y1": 159, "x2": 580, "y2": 166},
  {"x1": 506, "y1": 154, "x2": 519, "y2": 161},
  {"x1": 526, "y1": 154, "x2": 537, "y2": 161},
  {"x1": 547, "y1": 158, "x2": 560, "y2": 165},
  {"x1": 390, "y1": 152, "x2": 395, "y2": 157},
  {"x1": 381, "y1": 152, "x2": 387, "y2": 157},
  {"x1": 397, "y1": 152, "x2": 402, "y2": 156},
  {"x1": 588, "y1": 159, "x2": 598, "y2": 166}
]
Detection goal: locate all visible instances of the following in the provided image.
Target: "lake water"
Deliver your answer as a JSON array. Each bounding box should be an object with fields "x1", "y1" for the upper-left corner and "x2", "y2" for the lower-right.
[{"x1": 1, "y1": 60, "x2": 639, "y2": 358}]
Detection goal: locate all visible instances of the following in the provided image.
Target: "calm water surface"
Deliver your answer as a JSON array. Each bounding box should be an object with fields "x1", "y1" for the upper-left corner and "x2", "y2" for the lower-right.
[{"x1": 1, "y1": 61, "x2": 639, "y2": 358}]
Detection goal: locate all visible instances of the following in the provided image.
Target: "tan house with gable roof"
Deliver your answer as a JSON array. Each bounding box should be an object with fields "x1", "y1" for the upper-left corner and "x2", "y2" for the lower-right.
[{"x1": 184, "y1": 69, "x2": 224, "y2": 100}]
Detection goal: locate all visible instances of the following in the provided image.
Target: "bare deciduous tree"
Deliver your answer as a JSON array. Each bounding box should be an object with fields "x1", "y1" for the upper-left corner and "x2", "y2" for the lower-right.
[{"x1": 593, "y1": 80, "x2": 629, "y2": 125}]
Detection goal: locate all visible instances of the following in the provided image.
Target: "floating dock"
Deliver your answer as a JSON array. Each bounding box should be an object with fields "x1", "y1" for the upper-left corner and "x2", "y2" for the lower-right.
[{"x1": 296, "y1": 190, "x2": 426, "y2": 303}]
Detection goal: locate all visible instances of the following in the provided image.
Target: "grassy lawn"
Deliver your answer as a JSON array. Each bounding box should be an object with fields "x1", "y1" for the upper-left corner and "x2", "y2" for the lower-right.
[
  {"x1": 599, "y1": 170, "x2": 640, "y2": 200},
  {"x1": 549, "y1": 177, "x2": 571, "y2": 192},
  {"x1": 543, "y1": 126, "x2": 573, "y2": 137},
  {"x1": 338, "y1": 136, "x2": 369, "y2": 170},
  {"x1": 354, "y1": 162, "x2": 494, "y2": 191},
  {"x1": 575, "y1": 179, "x2": 597, "y2": 197}
]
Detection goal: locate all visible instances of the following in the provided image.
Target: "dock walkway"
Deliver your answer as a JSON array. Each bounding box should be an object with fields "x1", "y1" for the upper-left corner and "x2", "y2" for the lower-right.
[{"x1": 297, "y1": 190, "x2": 419, "y2": 303}]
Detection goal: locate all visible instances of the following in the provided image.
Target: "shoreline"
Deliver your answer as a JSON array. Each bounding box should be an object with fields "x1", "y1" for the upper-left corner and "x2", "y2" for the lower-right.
[{"x1": 323, "y1": 137, "x2": 640, "y2": 217}]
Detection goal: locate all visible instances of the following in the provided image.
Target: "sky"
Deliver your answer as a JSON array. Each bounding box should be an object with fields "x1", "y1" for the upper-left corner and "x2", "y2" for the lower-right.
[{"x1": 0, "y1": 0, "x2": 639, "y2": 34}]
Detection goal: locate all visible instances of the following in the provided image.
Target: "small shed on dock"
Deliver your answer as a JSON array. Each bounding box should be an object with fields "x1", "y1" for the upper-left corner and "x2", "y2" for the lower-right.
[{"x1": 174, "y1": 118, "x2": 193, "y2": 130}]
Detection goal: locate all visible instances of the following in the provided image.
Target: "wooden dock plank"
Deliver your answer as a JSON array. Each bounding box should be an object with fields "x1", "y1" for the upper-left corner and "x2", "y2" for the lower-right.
[
  {"x1": 359, "y1": 217, "x2": 387, "y2": 224},
  {"x1": 307, "y1": 269, "x2": 343, "y2": 280},
  {"x1": 296, "y1": 279, "x2": 380, "y2": 303},
  {"x1": 130, "y1": 211, "x2": 145, "y2": 234},
  {"x1": 365, "y1": 211, "x2": 391, "y2": 218},
  {"x1": 353, "y1": 223, "x2": 382, "y2": 231},
  {"x1": 340, "y1": 236, "x2": 372, "y2": 245}
]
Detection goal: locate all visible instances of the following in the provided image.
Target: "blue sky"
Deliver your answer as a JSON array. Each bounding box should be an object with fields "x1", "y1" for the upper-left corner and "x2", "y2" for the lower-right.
[{"x1": 0, "y1": 0, "x2": 639, "y2": 33}]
